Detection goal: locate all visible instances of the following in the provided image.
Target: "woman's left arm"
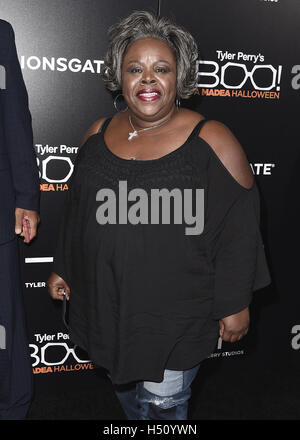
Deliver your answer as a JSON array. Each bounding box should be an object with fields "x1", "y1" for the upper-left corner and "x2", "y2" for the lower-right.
[{"x1": 199, "y1": 121, "x2": 271, "y2": 343}]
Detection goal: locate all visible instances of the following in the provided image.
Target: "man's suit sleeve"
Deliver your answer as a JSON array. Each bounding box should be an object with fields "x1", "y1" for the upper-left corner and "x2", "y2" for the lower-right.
[{"x1": 3, "y1": 22, "x2": 40, "y2": 212}]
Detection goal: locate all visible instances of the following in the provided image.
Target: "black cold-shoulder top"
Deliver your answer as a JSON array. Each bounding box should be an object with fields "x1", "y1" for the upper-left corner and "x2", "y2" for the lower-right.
[{"x1": 52, "y1": 116, "x2": 271, "y2": 385}]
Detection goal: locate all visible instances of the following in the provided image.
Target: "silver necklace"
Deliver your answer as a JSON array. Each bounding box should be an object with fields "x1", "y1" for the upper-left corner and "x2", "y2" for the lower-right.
[{"x1": 128, "y1": 114, "x2": 173, "y2": 141}]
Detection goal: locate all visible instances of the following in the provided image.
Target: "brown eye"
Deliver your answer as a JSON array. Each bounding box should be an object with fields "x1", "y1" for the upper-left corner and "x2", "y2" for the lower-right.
[
  {"x1": 156, "y1": 67, "x2": 169, "y2": 73},
  {"x1": 130, "y1": 67, "x2": 142, "y2": 73}
]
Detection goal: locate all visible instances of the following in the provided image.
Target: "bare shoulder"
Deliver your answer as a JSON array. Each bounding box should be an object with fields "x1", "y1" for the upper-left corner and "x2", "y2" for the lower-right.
[
  {"x1": 78, "y1": 117, "x2": 109, "y2": 150},
  {"x1": 180, "y1": 108, "x2": 205, "y2": 124},
  {"x1": 198, "y1": 119, "x2": 254, "y2": 190}
]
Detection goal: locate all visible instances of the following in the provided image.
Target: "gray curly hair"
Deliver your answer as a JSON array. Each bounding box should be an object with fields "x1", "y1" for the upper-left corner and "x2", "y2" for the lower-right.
[{"x1": 100, "y1": 10, "x2": 199, "y2": 100}]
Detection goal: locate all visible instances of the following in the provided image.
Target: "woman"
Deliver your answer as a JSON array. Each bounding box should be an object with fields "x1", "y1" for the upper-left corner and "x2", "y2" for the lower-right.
[{"x1": 47, "y1": 10, "x2": 271, "y2": 420}]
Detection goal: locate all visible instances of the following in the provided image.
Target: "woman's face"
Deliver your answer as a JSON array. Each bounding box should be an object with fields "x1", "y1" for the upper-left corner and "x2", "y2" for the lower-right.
[{"x1": 121, "y1": 37, "x2": 177, "y2": 122}]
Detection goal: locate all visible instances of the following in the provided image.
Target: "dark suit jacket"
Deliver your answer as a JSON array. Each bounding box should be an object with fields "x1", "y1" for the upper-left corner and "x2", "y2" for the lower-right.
[{"x1": 0, "y1": 20, "x2": 40, "y2": 245}]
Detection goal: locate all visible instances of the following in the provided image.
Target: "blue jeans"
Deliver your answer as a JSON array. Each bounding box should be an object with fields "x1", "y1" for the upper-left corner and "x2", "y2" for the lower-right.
[{"x1": 109, "y1": 363, "x2": 201, "y2": 420}]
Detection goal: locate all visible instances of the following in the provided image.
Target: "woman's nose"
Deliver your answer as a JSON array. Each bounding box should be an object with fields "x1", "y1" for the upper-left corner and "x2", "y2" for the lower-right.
[
  {"x1": 141, "y1": 78, "x2": 156, "y2": 84},
  {"x1": 141, "y1": 70, "x2": 156, "y2": 84}
]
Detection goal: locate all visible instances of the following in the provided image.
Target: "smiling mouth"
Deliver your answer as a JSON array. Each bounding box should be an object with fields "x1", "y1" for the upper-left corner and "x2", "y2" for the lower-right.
[{"x1": 136, "y1": 91, "x2": 161, "y2": 101}]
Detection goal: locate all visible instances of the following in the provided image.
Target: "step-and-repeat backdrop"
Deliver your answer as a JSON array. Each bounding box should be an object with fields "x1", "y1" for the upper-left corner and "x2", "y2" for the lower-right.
[{"x1": 0, "y1": 0, "x2": 299, "y2": 393}]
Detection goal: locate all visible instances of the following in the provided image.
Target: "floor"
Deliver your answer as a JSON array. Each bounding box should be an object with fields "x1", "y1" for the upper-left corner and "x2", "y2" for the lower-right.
[{"x1": 26, "y1": 359, "x2": 300, "y2": 420}]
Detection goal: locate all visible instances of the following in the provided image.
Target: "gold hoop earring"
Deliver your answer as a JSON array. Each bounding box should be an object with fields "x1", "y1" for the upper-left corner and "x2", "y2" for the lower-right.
[{"x1": 113, "y1": 94, "x2": 128, "y2": 112}]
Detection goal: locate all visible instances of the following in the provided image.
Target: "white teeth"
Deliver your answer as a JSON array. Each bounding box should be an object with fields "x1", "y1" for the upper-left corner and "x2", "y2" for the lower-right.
[{"x1": 139, "y1": 92, "x2": 159, "y2": 97}]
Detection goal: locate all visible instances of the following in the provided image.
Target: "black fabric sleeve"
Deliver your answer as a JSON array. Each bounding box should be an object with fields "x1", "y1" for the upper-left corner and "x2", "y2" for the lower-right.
[
  {"x1": 51, "y1": 187, "x2": 73, "y2": 286},
  {"x1": 51, "y1": 134, "x2": 95, "y2": 286},
  {"x1": 3, "y1": 22, "x2": 40, "y2": 211},
  {"x1": 51, "y1": 148, "x2": 84, "y2": 286},
  {"x1": 212, "y1": 183, "x2": 271, "y2": 320}
]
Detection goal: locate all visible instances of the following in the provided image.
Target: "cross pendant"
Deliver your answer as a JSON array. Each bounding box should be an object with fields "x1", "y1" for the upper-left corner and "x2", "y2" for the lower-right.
[{"x1": 128, "y1": 130, "x2": 138, "y2": 141}]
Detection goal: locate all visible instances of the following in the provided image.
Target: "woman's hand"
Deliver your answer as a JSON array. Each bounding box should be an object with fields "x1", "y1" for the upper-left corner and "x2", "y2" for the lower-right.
[
  {"x1": 219, "y1": 306, "x2": 249, "y2": 342},
  {"x1": 47, "y1": 272, "x2": 70, "y2": 301}
]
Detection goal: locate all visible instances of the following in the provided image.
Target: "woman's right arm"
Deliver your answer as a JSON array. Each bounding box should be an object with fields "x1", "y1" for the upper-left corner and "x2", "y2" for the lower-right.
[
  {"x1": 46, "y1": 117, "x2": 107, "y2": 301},
  {"x1": 78, "y1": 117, "x2": 107, "y2": 149},
  {"x1": 47, "y1": 272, "x2": 71, "y2": 301}
]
